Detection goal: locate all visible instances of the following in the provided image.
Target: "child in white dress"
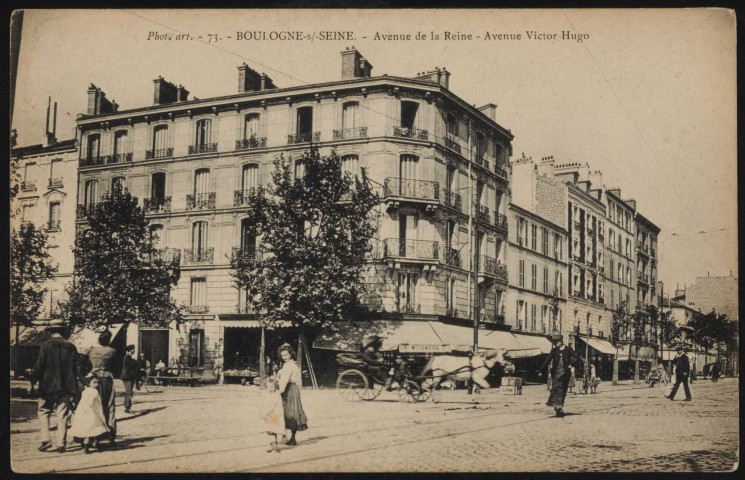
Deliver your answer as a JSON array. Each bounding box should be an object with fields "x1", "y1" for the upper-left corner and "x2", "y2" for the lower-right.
[
  {"x1": 260, "y1": 378, "x2": 286, "y2": 452},
  {"x1": 69, "y1": 374, "x2": 110, "y2": 453}
]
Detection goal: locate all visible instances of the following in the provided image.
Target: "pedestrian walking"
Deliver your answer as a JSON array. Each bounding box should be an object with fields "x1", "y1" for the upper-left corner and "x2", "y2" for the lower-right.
[
  {"x1": 538, "y1": 334, "x2": 579, "y2": 418},
  {"x1": 666, "y1": 347, "x2": 692, "y2": 401},
  {"x1": 121, "y1": 345, "x2": 138, "y2": 413},
  {"x1": 710, "y1": 362, "x2": 721, "y2": 383},
  {"x1": 69, "y1": 374, "x2": 110, "y2": 454},
  {"x1": 136, "y1": 353, "x2": 150, "y2": 390},
  {"x1": 260, "y1": 378, "x2": 285, "y2": 452},
  {"x1": 277, "y1": 344, "x2": 308, "y2": 445},
  {"x1": 589, "y1": 363, "x2": 600, "y2": 394},
  {"x1": 83, "y1": 330, "x2": 118, "y2": 445},
  {"x1": 567, "y1": 366, "x2": 576, "y2": 394},
  {"x1": 32, "y1": 319, "x2": 80, "y2": 453}
]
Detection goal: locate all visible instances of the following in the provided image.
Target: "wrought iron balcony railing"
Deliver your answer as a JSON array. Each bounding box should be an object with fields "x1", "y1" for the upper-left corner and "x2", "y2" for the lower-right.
[
  {"x1": 231, "y1": 246, "x2": 258, "y2": 262},
  {"x1": 235, "y1": 137, "x2": 267, "y2": 150},
  {"x1": 21, "y1": 180, "x2": 37, "y2": 191},
  {"x1": 474, "y1": 154, "x2": 490, "y2": 170},
  {"x1": 287, "y1": 132, "x2": 320, "y2": 144},
  {"x1": 185, "y1": 305, "x2": 210, "y2": 314},
  {"x1": 76, "y1": 204, "x2": 97, "y2": 219},
  {"x1": 46, "y1": 219, "x2": 61, "y2": 232},
  {"x1": 495, "y1": 166, "x2": 508, "y2": 180},
  {"x1": 107, "y1": 153, "x2": 133, "y2": 164},
  {"x1": 144, "y1": 196, "x2": 171, "y2": 214},
  {"x1": 236, "y1": 302, "x2": 256, "y2": 314},
  {"x1": 443, "y1": 247, "x2": 461, "y2": 268},
  {"x1": 333, "y1": 127, "x2": 368, "y2": 140},
  {"x1": 48, "y1": 178, "x2": 64, "y2": 189},
  {"x1": 638, "y1": 272, "x2": 649, "y2": 284},
  {"x1": 442, "y1": 190, "x2": 462, "y2": 211},
  {"x1": 145, "y1": 148, "x2": 173, "y2": 160},
  {"x1": 80, "y1": 156, "x2": 105, "y2": 167},
  {"x1": 479, "y1": 255, "x2": 499, "y2": 276},
  {"x1": 189, "y1": 143, "x2": 218, "y2": 155},
  {"x1": 382, "y1": 238, "x2": 439, "y2": 261},
  {"x1": 445, "y1": 135, "x2": 461, "y2": 154},
  {"x1": 383, "y1": 178, "x2": 440, "y2": 201},
  {"x1": 186, "y1": 192, "x2": 216, "y2": 210},
  {"x1": 393, "y1": 126, "x2": 429, "y2": 140},
  {"x1": 152, "y1": 248, "x2": 181, "y2": 264},
  {"x1": 183, "y1": 248, "x2": 214, "y2": 265},
  {"x1": 476, "y1": 205, "x2": 490, "y2": 224},
  {"x1": 233, "y1": 188, "x2": 260, "y2": 206},
  {"x1": 495, "y1": 212, "x2": 508, "y2": 232}
]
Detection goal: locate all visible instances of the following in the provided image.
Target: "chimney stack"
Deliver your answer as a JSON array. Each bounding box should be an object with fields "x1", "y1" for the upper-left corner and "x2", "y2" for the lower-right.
[
  {"x1": 341, "y1": 47, "x2": 373, "y2": 79},
  {"x1": 86, "y1": 84, "x2": 115, "y2": 115},
  {"x1": 478, "y1": 103, "x2": 497, "y2": 121},
  {"x1": 238, "y1": 64, "x2": 276, "y2": 92},
  {"x1": 45, "y1": 97, "x2": 58, "y2": 145}
]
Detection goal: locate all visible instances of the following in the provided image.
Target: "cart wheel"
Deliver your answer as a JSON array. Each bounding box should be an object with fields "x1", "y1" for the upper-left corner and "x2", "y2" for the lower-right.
[
  {"x1": 359, "y1": 380, "x2": 383, "y2": 401},
  {"x1": 397, "y1": 380, "x2": 419, "y2": 403},
  {"x1": 336, "y1": 369, "x2": 367, "y2": 402},
  {"x1": 407, "y1": 380, "x2": 431, "y2": 403}
]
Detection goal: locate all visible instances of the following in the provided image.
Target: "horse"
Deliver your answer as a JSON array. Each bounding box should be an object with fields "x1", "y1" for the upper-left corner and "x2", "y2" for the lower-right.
[{"x1": 419, "y1": 350, "x2": 508, "y2": 402}]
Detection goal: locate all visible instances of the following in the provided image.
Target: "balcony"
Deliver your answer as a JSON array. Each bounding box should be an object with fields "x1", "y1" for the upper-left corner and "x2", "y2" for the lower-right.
[
  {"x1": 45, "y1": 219, "x2": 61, "y2": 232},
  {"x1": 287, "y1": 132, "x2": 320, "y2": 144},
  {"x1": 235, "y1": 137, "x2": 267, "y2": 150},
  {"x1": 186, "y1": 192, "x2": 216, "y2": 211},
  {"x1": 145, "y1": 148, "x2": 173, "y2": 160},
  {"x1": 236, "y1": 302, "x2": 256, "y2": 314},
  {"x1": 478, "y1": 255, "x2": 508, "y2": 284},
  {"x1": 333, "y1": 127, "x2": 367, "y2": 140},
  {"x1": 638, "y1": 272, "x2": 649, "y2": 284},
  {"x1": 76, "y1": 204, "x2": 96, "y2": 219},
  {"x1": 234, "y1": 188, "x2": 260, "y2": 206},
  {"x1": 151, "y1": 248, "x2": 181, "y2": 265},
  {"x1": 443, "y1": 247, "x2": 461, "y2": 268},
  {"x1": 650, "y1": 247, "x2": 656, "y2": 258},
  {"x1": 495, "y1": 212, "x2": 508, "y2": 233},
  {"x1": 383, "y1": 178, "x2": 439, "y2": 210},
  {"x1": 382, "y1": 238, "x2": 439, "y2": 262},
  {"x1": 495, "y1": 166, "x2": 509, "y2": 180},
  {"x1": 107, "y1": 153, "x2": 133, "y2": 164},
  {"x1": 474, "y1": 154, "x2": 490, "y2": 171},
  {"x1": 442, "y1": 190, "x2": 462, "y2": 212},
  {"x1": 231, "y1": 246, "x2": 258, "y2": 262},
  {"x1": 476, "y1": 205, "x2": 490, "y2": 224},
  {"x1": 185, "y1": 305, "x2": 210, "y2": 315},
  {"x1": 144, "y1": 197, "x2": 171, "y2": 214},
  {"x1": 183, "y1": 248, "x2": 214, "y2": 265},
  {"x1": 189, "y1": 143, "x2": 218, "y2": 155},
  {"x1": 445, "y1": 135, "x2": 461, "y2": 154},
  {"x1": 636, "y1": 241, "x2": 649, "y2": 256},
  {"x1": 393, "y1": 126, "x2": 428, "y2": 140},
  {"x1": 48, "y1": 178, "x2": 64, "y2": 189},
  {"x1": 80, "y1": 156, "x2": 105, "y2": 167},
  {"x1": 21, "y1": 180, "x2": 37, "y2": 192}
]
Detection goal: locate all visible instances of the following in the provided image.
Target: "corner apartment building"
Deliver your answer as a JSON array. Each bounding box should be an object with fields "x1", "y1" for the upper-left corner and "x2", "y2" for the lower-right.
[
  {"x1": 603, "y1": 188, "x2": 637, "y2": 314},
  {"x1": 634, "y1": 212, "x2": 660, "y2": 309},
  {"x1": 73, "y1": 48, "x2": 513, "y2": 377}
]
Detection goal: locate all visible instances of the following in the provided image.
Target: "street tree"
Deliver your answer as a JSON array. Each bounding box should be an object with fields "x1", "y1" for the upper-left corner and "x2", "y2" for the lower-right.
[
  {"x1": 61, "y1": 184, "x2": 183, "y2": 330},
  {"x1": 687, "y1": 310, "x2": 716, "y2": 368},
  {"x1": 629, "y1": 309, "x2": 649, "y2": 384},
  {"x1": 230, "y1": 148, "x2": 380, "y2": 377},
  {"x1": 609, "y1": 303, "x2": 631, "y2": 385},
  {"x1": 10, "y1": 222, "x2": 58, "y2": 376}
]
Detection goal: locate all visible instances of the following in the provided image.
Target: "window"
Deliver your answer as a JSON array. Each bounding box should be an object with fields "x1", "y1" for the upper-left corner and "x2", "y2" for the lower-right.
[
  {"x1": 543, "y1": 267, "x2": 549, "y2": 293},
  {"x1": 445, "y1": 277, "x2": 456, "y2": 313},
  {"x1": 401, "y1": 101, "x2": 419, "y2": 130},
  {"x1": 611, "y1": 290, "x2": 615, "y2": 309},
  {"x1": 21, "y1": 204, "x2": 32, "y2": 223},
  {"x1": 617, "y1": 263, "x2": 623, "y2": 283},
  {"x1": 113, "y1": 130, "x2": 128, "y2": 156},
  {"x1": 399, "y1": 154, "x2": 418, "y2": 184},
  {"x1": 446, "y1": 220, "x2": 456, "y2": 250},
  {"x1": 195, "y1": 119, "x2": 212, "y2": 147},
  {"x1": 86, "y1": 134, "x2": 100, "y2": 160},
  {"x1": 296, "y1": 107, "x2": 313, "y2": 136},
  {"x1": 84, "y1": 179, "x2": 98, "y2": 207},
  {"x1": 598, "y1": 282, "x2": 604, "y2": 302},
  {"x1": 397, "y1": 272, "x2": 418, "y2": 311},
  {"x1": 48, "y1": 202, "x2": 60, "y2": 230},
  {"x1": 151, "y1": 172, "x2": 166, "y2": 203},
  {"x1": 189, "y1": 329, "x2": 205, "y2": 367},
  {"x1": 531, "y1": 224, "x2": 537, "y2": 250},
  {"x1": 531, "y1": 304, "x2": 537, "y2": 332},
  {"x1": 242, "y1": 164, "x2": 258, "y2": 193},
  {"x1": 190, "y1": 278, "x2": 207, "y2": 307},
  {"x1": 517, "y1": 216, "x2": 527, "y2": 246},
  {"x1": 625, "y1": 238, "x2": 631, "y2": 257},
  {"x1": 192, "y1": 221, "x2": 208, "y2": 253},
  {"x1": 555, "y1": 270, "x2": 562, "y2": 296},
  {"x1": 476, "y1": 181, "x2": 484, "y2": 208},
  {"x1": 542, "y1": 228, "x2": 549, "y2": 254},
  {"x1": 626, "y1": 266, "x2": 632, "y2": 286},
  {"x1": 554, "y1": 233, "x2": 562, "y2": 259},
  {"x1": 446, "y1": 113, "x2": 458, "y2": 137},
  {"x1": 341, "y1": 155, "x2": 359, "y2": 179},
  {"x1": 495, "y1": 144, "x2": 505, "y2": 167},
  {"x1": 609, "y1": 260, "x2": 615, "y2": 281},
  {"x1": 518, "y1": 260, "x2": 525, "y2": 288},
  {"x1": 111, "y1": 176, "x2": 125, "y2": 192},
  {"x1": 240, "y1": 218, "x2": 256, "y2": 256},
  {"x1": 342, "y1": 102, "x2": 359, "y2": 130},
  {"x1": 194, "y1": 168, "x2": 210, "y2": 196},
  {"x1": 238, "y1": 286, "x2": 254, "y2": 314},
  {"x1": 541, "y1": 306, "x2": 549, "y2": 332},
  {"x1": 446, "y1": 166, "x2": 456, "y2": 193},
  {"x1": 516, "y1": 300, "x2": 527, "y2": 329},
  {"x1": 152, "y1": 125, "x2": 169, "y2": 152},
  {"x1": 294, "y1": 159, "x2": 305, "y2": 180},
  {"x1": 531, "y1": 264, "x2": 537, "y2": 290},
  {"x1": 149, "y1": 225, "x2": 163, "y2": 248},
  {"x1": 476, "y1": 132, "x2": 486, "y2": 158},
  {"x1": 244, "y1": 113, "x2": 260, "y2": 139}
]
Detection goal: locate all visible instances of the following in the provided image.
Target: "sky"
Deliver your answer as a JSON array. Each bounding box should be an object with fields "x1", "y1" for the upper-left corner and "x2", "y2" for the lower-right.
[{"x1": 11, "y1": 9, "x2": 737, "y2": 291}]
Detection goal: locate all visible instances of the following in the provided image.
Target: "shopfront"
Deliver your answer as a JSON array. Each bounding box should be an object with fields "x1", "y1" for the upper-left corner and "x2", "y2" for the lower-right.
[{"x1": 574, "y1": 336, "x2": 618, "y2": 381}]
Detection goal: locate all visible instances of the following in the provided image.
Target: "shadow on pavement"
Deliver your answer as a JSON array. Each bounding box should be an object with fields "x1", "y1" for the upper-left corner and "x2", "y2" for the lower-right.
[
  {"x1": 118, "y1": 406, "x2": 168, "y2": 422},
  {"x1": 298, "y1": 435, "x2": 329, "y2": 446}
]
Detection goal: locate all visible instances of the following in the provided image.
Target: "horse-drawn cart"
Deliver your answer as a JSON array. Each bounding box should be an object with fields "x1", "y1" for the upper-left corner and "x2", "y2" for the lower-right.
[{"x1": 335, "y1": 353, "x2": 430, "y2": 402}]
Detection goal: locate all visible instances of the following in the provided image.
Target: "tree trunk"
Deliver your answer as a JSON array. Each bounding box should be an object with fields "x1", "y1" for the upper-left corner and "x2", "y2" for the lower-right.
[
  {"x1": 259, "y1": 326, "x2": 265, "y2": 389},
  {"x1": 296, "y1": 325, "x2": 304, "y2": 388},
  {"x1": 634, "y1": 358, "x2": 640, "y2": 384},
  {"x1": 612, "y1": 350, "x2": 619, "y2": 385},
  {"x1": 14, "y1": 322, "x2": 20, "y2": 379}
]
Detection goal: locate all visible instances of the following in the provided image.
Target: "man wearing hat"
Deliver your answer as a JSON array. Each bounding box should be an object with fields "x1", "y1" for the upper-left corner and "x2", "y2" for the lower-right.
[
  {"x1": 538, "y1": 333, "x2": 579, "y2": 418},
  {"x1": 361, "y1": 335, "x2": 393, "y2": 390},
  {"x1": 666, "y1": 346, "x2": 692, "y2": 401},
  {"x1": 32, "y1": 319, "x2": 80, "y2": 453},
  {"x1": 121, "y1": 344, "x2": 138, "y2": 414}
]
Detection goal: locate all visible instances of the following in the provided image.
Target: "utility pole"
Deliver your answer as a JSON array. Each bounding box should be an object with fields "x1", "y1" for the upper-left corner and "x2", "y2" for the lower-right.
[
  {"x1": 585, "y1": 313, "x2": 591, "y2": 382},
  {"x1": 468, "y1": 133, "x2": 478, "y2": 355}
]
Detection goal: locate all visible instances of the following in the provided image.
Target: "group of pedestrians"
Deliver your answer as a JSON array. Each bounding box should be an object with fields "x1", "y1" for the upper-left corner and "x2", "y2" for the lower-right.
[{"x1": 32, "y1": 320, "x2": 143, "y2": 454}]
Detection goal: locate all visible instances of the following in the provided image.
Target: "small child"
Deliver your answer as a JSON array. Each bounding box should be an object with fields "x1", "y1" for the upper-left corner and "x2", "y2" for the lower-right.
[
  {"x1": 260, "y1": 378, "x2": 285, "y2": 453},
  {"x1": 567, "y1": 365, "x2": 577, "y2": 394},
  {"x1": 69, "y1": 374, "x2": 110, "y2": 453}
]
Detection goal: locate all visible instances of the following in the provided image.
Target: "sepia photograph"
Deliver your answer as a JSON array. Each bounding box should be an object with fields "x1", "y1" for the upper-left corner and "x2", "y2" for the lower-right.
[{"x1": 8, "y1": 8, "x2": 738, "y2": 473}]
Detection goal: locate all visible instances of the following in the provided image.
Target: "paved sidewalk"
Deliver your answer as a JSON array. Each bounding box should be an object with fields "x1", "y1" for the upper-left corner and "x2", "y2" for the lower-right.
[{"x1": 10, "y1": 377, "x2": 738, "y2": 473}]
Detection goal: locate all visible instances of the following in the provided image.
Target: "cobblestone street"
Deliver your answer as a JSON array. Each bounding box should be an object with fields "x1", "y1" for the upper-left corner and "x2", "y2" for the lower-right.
[{"x1": 11, "y1": 378, "x2": 738, "y2": 473}]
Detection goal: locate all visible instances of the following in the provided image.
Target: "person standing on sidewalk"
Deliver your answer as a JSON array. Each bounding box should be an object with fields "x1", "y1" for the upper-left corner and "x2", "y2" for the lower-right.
[
  {"x1": 33, "y1": 319, "x2": 80, "y2": 453},
  {"x1": 121, "y1": 345, "x2": 138, "y2": 414},
  {"x1": 666, "y1": 347, "x2": 692, "y2": 401},
  {"x1": 538, "y1": 333, "x2": 579, "y2": 418},
  {"x1": 84, "y1": 330, "x2": 118, "y2": 445},
  {"x1": 277, "y1": 344, "x2": 308, "y2": 446}
]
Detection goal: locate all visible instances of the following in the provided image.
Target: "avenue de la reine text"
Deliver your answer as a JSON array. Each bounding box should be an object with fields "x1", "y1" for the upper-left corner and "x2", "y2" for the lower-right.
[{"x1": 146, "y1": 30, "x2": 590, "y2": 44}]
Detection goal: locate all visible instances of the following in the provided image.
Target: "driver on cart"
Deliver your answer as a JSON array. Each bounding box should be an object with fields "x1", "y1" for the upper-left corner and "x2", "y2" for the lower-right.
[{"x1": 361, "y1": 335, "x2": 394, "y2": 391}]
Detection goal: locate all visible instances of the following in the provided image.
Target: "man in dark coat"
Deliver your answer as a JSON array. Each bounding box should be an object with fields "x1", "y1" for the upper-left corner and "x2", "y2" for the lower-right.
[
  {"x1": 666, "y1": 347, "x2": 692, "y2": 401},
  {"x1": 539, "y1": 333, "x2": 579, "y2": 418},
  {"x1": 33, "y1": 319, "x2": 80, "y2": 453},
  {"x1": 121, "y1": 345, "x2": 138, "y2": 413}
]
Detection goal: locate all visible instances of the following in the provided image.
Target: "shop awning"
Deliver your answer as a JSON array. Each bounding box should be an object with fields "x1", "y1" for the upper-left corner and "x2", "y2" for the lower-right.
[
  {"x1": 479, "y1": 329, "x2": 540, "y2": 358},
  {"x1": 366, "y1": 320, "x2": 446, "y2": 352},
  {"x1": 586, "y1": 337, "x2": 618, "y2": 356},
  {"x1": 512, "y1": 333, "x2": 553, "y2": 356},
  {"x1": 68, "y1": 324, "x2": 125, "y2": 353},
  {"x1": 312, "y1": 321, "x2": 371, "y2": 352},
  {"x1": 619, "y1": 345, "x2": 657, "y2": 362},
  {"x1": 429, "y1": 322, "x2": 478, "y2": 352},
  {"x1": 219, "y1": 319, "x2": 294, "y2": 329},
  {"x1": 10, "y1": 326, "x2": 52, "y2": 347}
]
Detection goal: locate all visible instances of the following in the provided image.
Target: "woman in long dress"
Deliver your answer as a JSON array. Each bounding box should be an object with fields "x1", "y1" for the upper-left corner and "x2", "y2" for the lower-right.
[
  {"x1": 277, "y1": 344, "x2": 308, "y2": 446},
  {"x1": 84, "y1": 330, "x2": 118, "y2": 445}
]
